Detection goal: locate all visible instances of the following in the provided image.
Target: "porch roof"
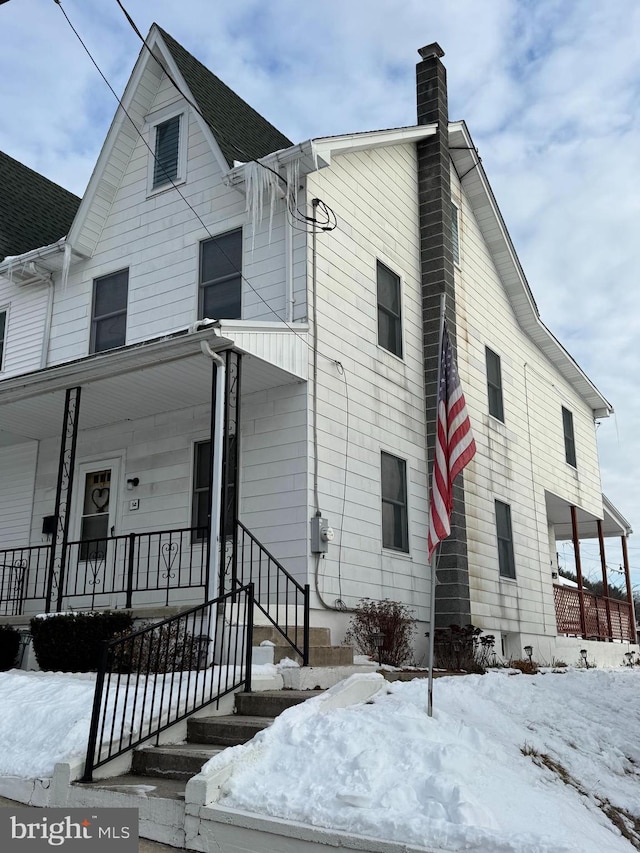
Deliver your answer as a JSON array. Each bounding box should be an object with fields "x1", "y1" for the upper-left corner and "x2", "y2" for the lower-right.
[
  {"x1": 0, "y1": 323, "x2": 308, "y2": 447},
  {"x1": 545, "y1": 490, "x2": 632, "y2": 540}
]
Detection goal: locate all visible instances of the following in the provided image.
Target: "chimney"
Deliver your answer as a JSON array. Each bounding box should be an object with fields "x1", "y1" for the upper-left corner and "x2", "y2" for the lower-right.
[{"x1": 416, "y1": 43, "x2": 472, "y2": 628}]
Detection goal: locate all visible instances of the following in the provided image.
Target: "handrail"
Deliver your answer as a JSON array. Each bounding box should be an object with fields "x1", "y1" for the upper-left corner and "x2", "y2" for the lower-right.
[
  {"x1": 234, "y1": 521, "x2": 309, "y2": 666},
  {"x1": 82, "y1": 583, "x2": 254, "y2": 782}
]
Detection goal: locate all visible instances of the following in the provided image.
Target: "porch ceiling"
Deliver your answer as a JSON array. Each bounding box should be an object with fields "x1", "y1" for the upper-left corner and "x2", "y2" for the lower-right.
[
  {"x1": 545, "y1": 490, "x2": 631, "y2": 540},
  {"x1": 0, "y1": 329, "x2": 306, "y2": 447}
]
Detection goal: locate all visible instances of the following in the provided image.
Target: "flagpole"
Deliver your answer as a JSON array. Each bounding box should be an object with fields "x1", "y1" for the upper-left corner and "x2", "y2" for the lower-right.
[{"x1": 427, "y1": 292, "x2": 446, "y2": 717}]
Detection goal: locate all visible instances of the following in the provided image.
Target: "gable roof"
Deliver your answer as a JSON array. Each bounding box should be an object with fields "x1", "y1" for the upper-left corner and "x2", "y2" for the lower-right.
[
  {"x1": 156, "y1": 27, "x2": 292, "y2": 167},
  {"x1": 0, "y1": 150, "x2": 80, "y2": 262}
]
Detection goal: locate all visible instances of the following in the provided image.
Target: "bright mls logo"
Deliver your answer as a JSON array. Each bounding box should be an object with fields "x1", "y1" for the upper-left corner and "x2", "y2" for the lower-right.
[{"x1": 0, "y1": 808, "x2": 138, "y2": 851}]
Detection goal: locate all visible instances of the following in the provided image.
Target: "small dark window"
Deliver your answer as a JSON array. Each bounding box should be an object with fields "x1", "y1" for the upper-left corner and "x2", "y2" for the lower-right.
[
  {"x1": 377, "y1": 261, "x2": 402, "y2": 357},
  {"x1": 486, "y1": 347, "x2": 504, "y2": 422},
  {"x1": 452, "y1": 204, "x2": 460, "y2": 265},
  {"x1": 495, "y1": 500, "x2": 516, "y2": 579},
  {"x1": 199, "y1": 229, "x2": 242, "y2": 320},
  {"x1": 153, "y1": 115, "x2": 180, "y2": 188},
  {"x1": 90, "y1": 270, "x2": 128, "y2": 353},
  {"x1": 562, "y1": 407, "x2": 577, "y2": 467},
  {"x1": 381, "y1": 451, "x2": 409, "y2": 552},
  {"x1": 0, "y1": 309, "x2": 6, "y2": 370},
  {"x1": 192, "y1": 441, "x2": 211, "y2": 541}
]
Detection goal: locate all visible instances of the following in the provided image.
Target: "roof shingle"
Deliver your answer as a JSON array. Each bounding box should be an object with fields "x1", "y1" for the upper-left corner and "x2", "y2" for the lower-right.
[
  {"x1": 157, "y1": 27, "x2": 293, "y2": 167},
  {"x1": 0, "y1": 151, "x2": 80, "y2": 262}
]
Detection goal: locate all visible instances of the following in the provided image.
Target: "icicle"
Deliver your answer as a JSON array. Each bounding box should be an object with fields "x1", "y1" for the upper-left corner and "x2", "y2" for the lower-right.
[
  {"x1": 285, "y1": 159, "x2": 300, "y2": 224},
  {"x1": 60, "y1": 241, "x2": 72, "y2": 292},
  {"x1": 245, "y1": 160, "x2": 281, "y2": 251}
]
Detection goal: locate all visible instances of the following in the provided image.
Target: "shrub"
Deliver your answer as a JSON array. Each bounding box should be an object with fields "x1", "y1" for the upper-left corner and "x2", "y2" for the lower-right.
[
  {"x1": 0, "y1": 625, "x2": 21, "y2": 671},
  {"x1": 112, "y1": 618, "x2": 203, "y2": 673},
  {"x1": 343, "y1": 599, "x2": 416, "y2": 667},
  {"x1": 510, "y1": 658, "x2": 539, "y2": 675},
  {"x1": 30, "y1": 611, "x2": 133, "y2": 672},
  {"x1": 433, "y1": 624, "x2": 486, "y2": 673}
]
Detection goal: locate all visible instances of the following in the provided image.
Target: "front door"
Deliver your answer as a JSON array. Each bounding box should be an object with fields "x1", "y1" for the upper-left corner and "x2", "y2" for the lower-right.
[{"x1": 68, "y1": 458, "x2": 121, "y2": 607}]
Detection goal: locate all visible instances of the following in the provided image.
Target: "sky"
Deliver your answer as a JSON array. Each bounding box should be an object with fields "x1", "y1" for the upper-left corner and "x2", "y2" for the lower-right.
[
  {"x1": 1, "y1": 0, "x2": 640, "y2": 583},
  {"x1": 2, "y1": 665, "x2": 640, "y2": 852}
]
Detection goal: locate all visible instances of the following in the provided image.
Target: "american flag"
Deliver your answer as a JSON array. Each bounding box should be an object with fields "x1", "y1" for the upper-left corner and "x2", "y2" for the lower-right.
[{"x1": 427, "y1": 321, "x2": 476, "y2": 560}]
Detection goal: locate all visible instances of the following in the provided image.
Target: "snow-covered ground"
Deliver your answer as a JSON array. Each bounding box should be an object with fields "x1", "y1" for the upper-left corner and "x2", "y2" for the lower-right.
[{"x1": 1, "y1": 665, "x2": 640, "y2": 852}]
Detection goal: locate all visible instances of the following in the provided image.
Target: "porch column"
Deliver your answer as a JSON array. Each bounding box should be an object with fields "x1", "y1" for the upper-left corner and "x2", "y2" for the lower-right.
[
  {"x1": 570, "y1": 505, "x2": 587, "y2": 639},
  {"x1": 621, "y1": 534, "x2": 635, "y2": 641},
  {"x1": 597, "y1": 519, "x2": 613, "y2": 641},
  {"x1": 220, "y1": 351, "x2": 241, "y2": 594},
  {"x1": 45, "y1": 386, "x2": 82, "y2": 612}
]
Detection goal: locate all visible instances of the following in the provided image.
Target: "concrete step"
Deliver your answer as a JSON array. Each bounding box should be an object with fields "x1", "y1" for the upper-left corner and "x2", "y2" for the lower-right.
[
  {"x1": 187, "y1": 714, "x2": 273, "y2": 747},
  {"x1": 273, "y1": 645, "x2": 353, "y2": 666},
  {"x1": 77, "y1": 773, "x2": 187, "y2": 801},
  {"x1": 234, "y1": 689, "x2": 324, "y2": 718},
  {"x1": 253, "y1": 625, "x2": 331, "y2": 647},
  {"x1": 131, "y1": 743, "x2": 225, "y2": 781}
]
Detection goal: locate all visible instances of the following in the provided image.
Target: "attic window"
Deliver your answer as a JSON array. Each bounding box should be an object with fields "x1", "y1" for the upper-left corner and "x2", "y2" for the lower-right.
[
  {"x1": 153, "y1": 115, "x2": 180, "y2": 187},
  {"x1": 147, "y1": 109, "x2": 187, "y2": 192}
]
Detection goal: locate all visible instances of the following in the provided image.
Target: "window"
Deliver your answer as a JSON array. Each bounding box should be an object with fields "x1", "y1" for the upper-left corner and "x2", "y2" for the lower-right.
[
  {"x1": 199, "y1": 229, "x2": 242, "y2": 320},
  {"x1": 495, "y1": 500, "x2": 516, "y2": 579},
  {"x1": 485, "y1": 347, "x2": 504, "y2": 422},
  {"x1": 79, "y1": 469, "x2": 111, "y2": 561},
  {"x1": 192, "y1": 441, "x2": 211, "y2": 541},
  {"x1": 562, "y1": 406, "x2": 577, "y2": 467},
  {"x1": 90, "y1": 270, "x2": 128, "y2": 353},
  {"x1": 381, "y1": 451, "x2": 409, "y2": 552},
  {"x1": 451, "y1": 203, "x2": 460, "y2": 265},
  {"x1": 0, "y1": 309, "x2": 6, "y2": 370},
  {"x1": 153, "y1": 114, "x2": 181, "y2": 189},
  {"x1": 377, "y1": 260, "x2": 402, "y2": 357}
]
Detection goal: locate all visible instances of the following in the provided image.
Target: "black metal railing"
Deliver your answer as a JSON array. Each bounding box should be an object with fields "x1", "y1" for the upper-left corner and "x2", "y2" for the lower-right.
[
  {"x1": 82, "y1": 583, "x2": 254, "y2": 782},
  {"x1": 0, "y1": 527, "x2": 208, "y2": 614},
  {"x1": 233, "y1": 521, "x2": 309, "y2": 666},
  {"x1": 0, "y1": 545, "x2": 51, "y2": 616},
  {"x1": 1, "y1": 521, "x2": 310, "y2": 666}
]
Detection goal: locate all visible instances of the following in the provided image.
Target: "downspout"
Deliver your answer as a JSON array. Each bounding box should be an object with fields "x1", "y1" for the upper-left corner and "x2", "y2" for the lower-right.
[
  {"x1": 200, "y1": 339, "x2": 226, "y2": 604},
  {"x1": 285, "y1": 208, "x2": 294, "y2": 323},
  {"x1": 40, "y1": 277, "x2": 55, "y2": 368}
]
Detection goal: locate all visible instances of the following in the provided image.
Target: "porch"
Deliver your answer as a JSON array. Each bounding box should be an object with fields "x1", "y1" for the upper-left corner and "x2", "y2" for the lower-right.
[{"x1": 546, "y1": 492, "x2": 635, "y2": 643}]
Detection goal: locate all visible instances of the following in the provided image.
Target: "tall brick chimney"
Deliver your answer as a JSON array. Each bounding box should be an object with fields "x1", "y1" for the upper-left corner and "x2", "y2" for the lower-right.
[{"x1": 416, "y1": 44, "x2": 472, "y2": 628}]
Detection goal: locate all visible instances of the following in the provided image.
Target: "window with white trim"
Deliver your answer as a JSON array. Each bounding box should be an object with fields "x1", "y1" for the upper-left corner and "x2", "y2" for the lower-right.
[
  {"x1": 0, "y1": 308, "x2": 6, "y2": 370},
  {"x1": 192, "y1": 440, "x2": 210, "y2": 541},
  {"x1": 90, "y1": 269, "x2": 128, "y2": 354},
  {"x1": 199, "y1": 228, "x2": 242, "y2": 320},
  {"x1": 153, "y1": 114, "x2": 182, "y2": 189},
  {"x1": 377, "y1": 260, "x2": 403, "y2": 358},
  {"x1": 381, "y1": 451, "x2": 409, "y2": 552},
  {"x1": 562, "y1": 406, "x2": 577, "y2": 468},
  {"x1": 485, "y1": 346, "x2": 504, "y2": 422},
  {"x1": 495, "y1": 499, "x2": 516, "y2": 579}
]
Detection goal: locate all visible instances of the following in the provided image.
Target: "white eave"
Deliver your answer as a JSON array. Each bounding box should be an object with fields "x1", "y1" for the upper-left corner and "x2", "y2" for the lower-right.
[
  {"x1": 0, "y1": 238, "x2": 86, "y2": 285},
  {"x1": 449, "y1": 121, "x2": 613, "y2": 419},
  {"x1": 225, "y1": 123, "x2": 438, "y2": 187}
]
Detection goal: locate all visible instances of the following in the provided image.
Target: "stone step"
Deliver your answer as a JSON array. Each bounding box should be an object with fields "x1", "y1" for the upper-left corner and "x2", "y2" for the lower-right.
[
  {"x1": 273, "y1": 645, "x2": 353, "y2": 666},
  {"x1": 253, "y1": 625, "x2": 331, "y2": 647},
  {"x1": 234, "y1": 689, "x2": 324, "y2": 718},
  {"x1": 77, "y1": 773, "x2": 187, "y2": 801},
  {"x1": 187, "y1": 714, "x2": 273, "y2": 747},
  {"x1": 131, "y1": 743, "x2": 225, "y2": 781}
]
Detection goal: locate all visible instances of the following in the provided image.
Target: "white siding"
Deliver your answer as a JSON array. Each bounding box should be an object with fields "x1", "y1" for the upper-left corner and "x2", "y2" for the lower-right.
[
  {"x1": 307, "y1": 145, "x2": 431, "y2": 621},
  {"x1": 0, "y1": 442, "x2": 38, "y2": 547},
  {"x1": 46, "y1": 66, "x2": 298, "y2": 367},
  {"x1": 452, "y1": 167, "x2": 604, "y2": 638},
  {"x1": 0, "y1": 276, "x2": 49, "y2": 378},
  {"x1": 240, "y1": 383, "x2": 308, "y2": 583}
]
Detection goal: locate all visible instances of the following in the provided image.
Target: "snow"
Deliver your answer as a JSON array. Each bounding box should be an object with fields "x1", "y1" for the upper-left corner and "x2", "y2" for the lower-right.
[{"x1": 2, "y1": 665, "x2": 640, "y2": 852}]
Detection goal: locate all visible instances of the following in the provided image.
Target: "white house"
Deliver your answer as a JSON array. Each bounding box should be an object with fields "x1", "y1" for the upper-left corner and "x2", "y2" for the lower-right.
[{"x1": 0, "y1": 28, "x2": 634, "y2": 667}]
